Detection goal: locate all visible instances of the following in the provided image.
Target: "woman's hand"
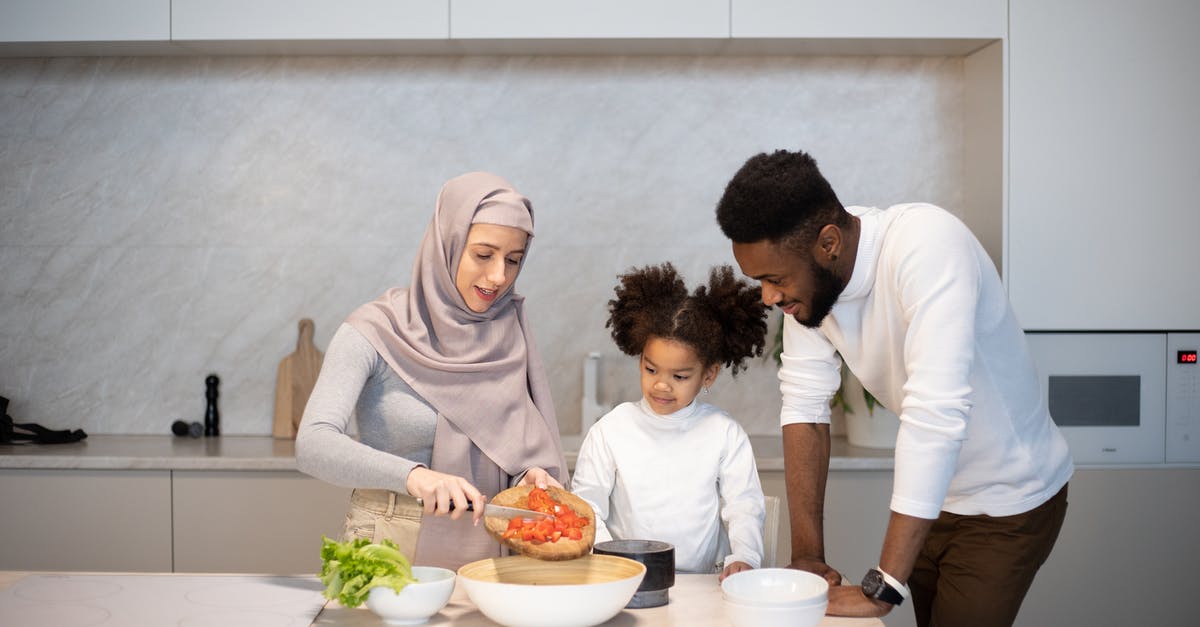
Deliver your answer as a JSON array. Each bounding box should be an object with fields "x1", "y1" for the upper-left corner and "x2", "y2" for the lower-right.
[
  {"x1": 406, "y1": 467, "x2": 486, "y2": 524},
  {"x1": 516, "y1": 467, "x2": 564, "y2": 489},
  {"x1": 719, "y1": 561, "x2": 753, "y2": 582}
]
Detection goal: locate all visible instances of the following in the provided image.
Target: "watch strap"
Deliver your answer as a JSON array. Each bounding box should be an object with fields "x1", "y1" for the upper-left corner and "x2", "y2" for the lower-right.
[
  {"x1": 876, "y1": 567, "x2": 910, "y2": 601},
  {"x1": 863, "y1": 567, "x2": 908, "y2": 605}
]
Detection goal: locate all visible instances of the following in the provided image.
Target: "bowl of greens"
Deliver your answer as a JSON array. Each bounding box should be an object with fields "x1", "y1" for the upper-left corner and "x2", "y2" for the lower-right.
[{"x1": 319, "y1": 536, "x2": 455, "y2": 624}]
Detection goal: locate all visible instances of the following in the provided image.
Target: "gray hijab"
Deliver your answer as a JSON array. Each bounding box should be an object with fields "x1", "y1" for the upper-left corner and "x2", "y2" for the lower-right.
[{"x1": 347, "y1": 172, "x2": 567, "y2": 569}]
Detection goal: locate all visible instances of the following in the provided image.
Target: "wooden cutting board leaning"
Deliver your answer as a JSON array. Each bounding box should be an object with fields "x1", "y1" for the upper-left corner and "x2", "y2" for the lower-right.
[{"x1": 273, "y1": 319, "x2": 323, "y2": 439}]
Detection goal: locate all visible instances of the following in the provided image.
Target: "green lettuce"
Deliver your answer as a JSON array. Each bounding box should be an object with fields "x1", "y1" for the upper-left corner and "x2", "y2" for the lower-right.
[{"x1": 319, "y1": 536, "x2": 415, "y2": 608}]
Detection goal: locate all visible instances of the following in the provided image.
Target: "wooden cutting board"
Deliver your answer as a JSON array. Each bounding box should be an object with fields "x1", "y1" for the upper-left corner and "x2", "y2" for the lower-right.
[{"x1": 273, "y1": 319, "x2": 323, "y2": 439}]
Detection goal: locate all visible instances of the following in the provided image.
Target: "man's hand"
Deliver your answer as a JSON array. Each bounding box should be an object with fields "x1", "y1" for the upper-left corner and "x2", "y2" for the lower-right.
[
  {"x1": 787, "y1": 557, "x2": 843, "y2": 588},
  {"x1": 516, "y1": 466, "x2": 564, "y2": 489},
  {"x1": 827, "y1": 585, "x2": 893, "y2": 618},
  {"x1": 719, "y1": 560, "x2": 753, "y2": 582},
  {"x1": 405, "y1": 467, "x2": 485, "y2": 524}
]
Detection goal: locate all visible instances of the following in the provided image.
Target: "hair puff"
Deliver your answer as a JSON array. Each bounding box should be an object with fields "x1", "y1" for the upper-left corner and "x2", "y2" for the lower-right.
[{"x1": 606, "y1": 262, "x2": 768, "y2": 376}]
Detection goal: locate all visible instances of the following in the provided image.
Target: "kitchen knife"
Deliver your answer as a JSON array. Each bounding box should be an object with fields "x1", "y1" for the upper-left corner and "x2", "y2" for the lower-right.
[{"x1": 415, "y1": 498, "x2": 552, "y2": 521}]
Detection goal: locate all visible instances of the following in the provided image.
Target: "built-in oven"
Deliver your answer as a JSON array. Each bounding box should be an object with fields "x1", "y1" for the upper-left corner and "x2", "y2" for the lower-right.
[{"x1": 1025, "y1": 332, "x2": 1200, "y2": 464}]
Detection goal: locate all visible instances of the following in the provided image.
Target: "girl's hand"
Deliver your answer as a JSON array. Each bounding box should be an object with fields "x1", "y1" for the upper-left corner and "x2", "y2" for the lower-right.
[
  {"x1": 517, "y1": 467, "x2": 564, "y2": 489},
  {"x1": 719, "y1": 560, "x2": 753, "y2": 582},
  {"x1": 406, "y1": 467, "x2": 486, "y2": 524}
]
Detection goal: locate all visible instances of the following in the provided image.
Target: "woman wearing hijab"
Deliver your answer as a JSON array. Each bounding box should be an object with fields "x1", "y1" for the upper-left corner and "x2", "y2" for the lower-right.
[{"x1": 296, "y1": 172, "x2": 568, "y2": 570}]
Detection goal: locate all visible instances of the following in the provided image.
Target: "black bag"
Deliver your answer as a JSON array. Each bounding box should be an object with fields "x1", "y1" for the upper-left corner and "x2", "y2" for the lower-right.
[{"x1": 0, "y1": 396, "x2": 87, "y2": 444}]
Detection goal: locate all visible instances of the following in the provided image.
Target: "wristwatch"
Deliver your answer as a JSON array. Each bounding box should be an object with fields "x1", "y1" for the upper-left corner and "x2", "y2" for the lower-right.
[{"x1": 861, "y1": 567, "x2": 909, "y2": 606}]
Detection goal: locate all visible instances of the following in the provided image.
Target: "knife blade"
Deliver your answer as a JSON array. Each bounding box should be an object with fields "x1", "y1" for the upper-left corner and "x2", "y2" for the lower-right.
[{"x1": 482, "y1": 503, "x2": 552, "y2": 521}]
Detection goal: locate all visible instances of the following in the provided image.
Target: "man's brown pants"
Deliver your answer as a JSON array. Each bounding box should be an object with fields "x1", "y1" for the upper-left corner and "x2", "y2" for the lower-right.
[{"x1": 908, "y1": 484, "x2": 1069, "y2": 627}]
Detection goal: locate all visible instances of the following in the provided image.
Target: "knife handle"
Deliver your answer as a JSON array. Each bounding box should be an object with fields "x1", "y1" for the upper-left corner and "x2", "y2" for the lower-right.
[{"x1": 414, "y1": 497, "x2": 474, "y2": 511}]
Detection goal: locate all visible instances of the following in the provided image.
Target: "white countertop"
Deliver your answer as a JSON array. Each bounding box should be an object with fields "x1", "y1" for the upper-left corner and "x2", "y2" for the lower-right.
[
  {"x1": 0, "y1": 434, "x2": 895, "y2": 472},
  {"x1": 316, "y1": 573, "x2": 885, "y2": 627},
  {"x1": 0, "y1": 571, "x2": 883, "y2": 627}
]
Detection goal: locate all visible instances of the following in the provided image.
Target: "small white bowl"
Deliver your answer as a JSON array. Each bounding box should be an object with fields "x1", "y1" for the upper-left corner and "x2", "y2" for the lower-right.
[
  {"x1": 724, "y1": 596, "x2": 828, "y2": 627},
  {"x1": 364, "y1": 566, "x2": 456, "y2": 625},
  {"x1": 721, "y1": 567, "x2": 829, "y2": 608}
]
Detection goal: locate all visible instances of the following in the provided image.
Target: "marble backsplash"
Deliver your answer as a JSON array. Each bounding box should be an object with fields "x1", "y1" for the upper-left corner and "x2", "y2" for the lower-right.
[{"x1": 0, "y1": 54, "x2": 964, "y2": 437}]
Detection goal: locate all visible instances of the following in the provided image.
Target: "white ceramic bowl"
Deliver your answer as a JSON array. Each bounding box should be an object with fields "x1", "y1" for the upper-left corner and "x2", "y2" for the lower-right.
[
  {"x1": 721, "y1": 567, "x2": 829, "y2": 608},
  {"x1": 724, "y1": 596, "x2": 828, "y2": 627},
  {"x1": 457, "y1": 554, "x2": 646, "y2": 627},
  {"x1": 364, "y1": 566, "x2": 456, "y2": 625}
]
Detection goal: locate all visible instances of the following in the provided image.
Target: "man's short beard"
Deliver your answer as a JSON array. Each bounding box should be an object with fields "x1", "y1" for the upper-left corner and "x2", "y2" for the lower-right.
[{"x1": 796, "y1": 262, "x2": 845, "y2": 328}]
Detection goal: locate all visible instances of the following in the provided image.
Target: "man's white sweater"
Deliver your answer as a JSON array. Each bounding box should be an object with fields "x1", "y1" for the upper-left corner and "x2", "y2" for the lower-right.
[{"x1": 781, "y1": 203, "x2": 1073, "y2": 518}]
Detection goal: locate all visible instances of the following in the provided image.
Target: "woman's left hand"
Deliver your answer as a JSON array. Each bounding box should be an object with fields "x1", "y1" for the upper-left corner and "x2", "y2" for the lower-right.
[{"x1": 517, "y1": 467, "x2": 563, "y2": 489}]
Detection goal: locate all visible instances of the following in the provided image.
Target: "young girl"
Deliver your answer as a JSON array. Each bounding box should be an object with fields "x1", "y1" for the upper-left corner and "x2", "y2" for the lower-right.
[{"x1": 571, "y1": 262, "x2": 769, "y2": 580}]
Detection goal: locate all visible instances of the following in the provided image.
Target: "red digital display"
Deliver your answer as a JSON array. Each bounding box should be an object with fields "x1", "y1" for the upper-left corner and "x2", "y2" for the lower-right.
[{"x1": 1180, "y1": 350, "x2": 1198, "y2": 364}]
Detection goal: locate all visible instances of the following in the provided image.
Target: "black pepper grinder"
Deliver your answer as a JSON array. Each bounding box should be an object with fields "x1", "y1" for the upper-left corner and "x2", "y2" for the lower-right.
[{"x1": 204, "y1": 374, "x2": 220, "y2": 437}]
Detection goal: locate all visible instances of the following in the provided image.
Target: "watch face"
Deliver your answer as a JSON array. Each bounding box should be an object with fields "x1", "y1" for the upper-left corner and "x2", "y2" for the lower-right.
[{"x1": 861, "y1": 569, "x2": 884, "y2": 597}]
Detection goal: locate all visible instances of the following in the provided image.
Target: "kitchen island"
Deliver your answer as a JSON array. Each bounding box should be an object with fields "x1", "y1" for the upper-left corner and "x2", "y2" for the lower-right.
[{"x1": 0, "y1": 570, "x2": 884, "y2": 626}]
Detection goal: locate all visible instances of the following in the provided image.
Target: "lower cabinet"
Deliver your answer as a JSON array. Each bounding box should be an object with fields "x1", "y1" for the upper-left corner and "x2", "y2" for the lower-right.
[
  {"x1": 762, "y1": 468, "x2": 1200, "y2": 627},
  {"x1": 0, "y1": 469, "x2": 350, "y2": 574},
  {"x1": 171, "y1": 470, "x2": 351, "y2": 574},
  {"x1": 759, "y1": 470, "x2": 893, "y2": 580},
  {"x1": 0, "y1": 469, "x2": 173, "y2": 572}
]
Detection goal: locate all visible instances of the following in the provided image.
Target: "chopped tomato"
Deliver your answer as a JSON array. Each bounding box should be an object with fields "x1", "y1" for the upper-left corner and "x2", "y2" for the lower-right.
[{"x1": 501, "y1": 488, "x2": 590, "y2": 544}]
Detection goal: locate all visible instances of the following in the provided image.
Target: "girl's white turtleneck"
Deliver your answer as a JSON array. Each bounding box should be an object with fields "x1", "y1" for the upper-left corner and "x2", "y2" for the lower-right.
[{"x1": 571, "y1": 398, "x2": 765, "y2": 572}]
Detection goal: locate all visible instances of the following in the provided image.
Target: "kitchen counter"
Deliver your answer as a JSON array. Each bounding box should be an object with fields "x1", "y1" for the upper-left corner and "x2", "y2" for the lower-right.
[
  {"x1": 0, "y1": 434, "x2": 895, "y2": 472},
  {"x1": 0, "y1": 571, "x2": 884, "y2": 627}
]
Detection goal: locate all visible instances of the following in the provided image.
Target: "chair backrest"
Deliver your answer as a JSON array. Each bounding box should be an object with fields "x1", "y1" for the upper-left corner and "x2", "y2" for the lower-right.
[{"x1": 762, "y1": 495, "x2": 782, "y2": 568}]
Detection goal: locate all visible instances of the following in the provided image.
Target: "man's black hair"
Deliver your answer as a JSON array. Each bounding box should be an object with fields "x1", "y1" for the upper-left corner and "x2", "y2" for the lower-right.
[{"x1": 715, "y1": 149, "x2": 849, "y2": 249}]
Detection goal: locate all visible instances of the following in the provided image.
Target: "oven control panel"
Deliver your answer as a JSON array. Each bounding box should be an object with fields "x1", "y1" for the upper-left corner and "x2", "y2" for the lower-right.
[{"x1": 1166, "y1": 333, "x2": 1200, "y2": 463}]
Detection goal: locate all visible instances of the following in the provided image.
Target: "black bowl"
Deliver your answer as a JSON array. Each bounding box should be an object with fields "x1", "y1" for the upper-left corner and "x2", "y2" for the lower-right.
[{"x1": 592, "y1": 539, "x2": 675, "y2": 608}]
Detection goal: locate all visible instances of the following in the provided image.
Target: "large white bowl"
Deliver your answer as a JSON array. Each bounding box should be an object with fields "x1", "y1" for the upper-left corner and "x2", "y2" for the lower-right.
[
  {"x1": 724, "y1": 596, "x2": 828, "y2": 627},
  {"x1": 457, "y1": 554, "x2": 646, "y2": 627},
  {"x1": 364, "y1": 566, "x2": 456, "y2": 625},
  {"x1": 721, "y1": 567, "x2": 829, "y2": 608}
]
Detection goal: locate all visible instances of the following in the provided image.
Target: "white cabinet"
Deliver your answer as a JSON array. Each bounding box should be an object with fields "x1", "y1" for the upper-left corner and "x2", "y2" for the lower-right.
[
  {"x1": 171, "y1": 0, "x2": 449, "y2": 41},
  {"x1": 0, "y1": 468, "x2": 349, "y2": 574},
  {"x1": 0, "y1": 0, "x2": 168, "y2": 42},
  {"x1": 450, "y1": 0, "x2": 729, "y2": 39},
  {"x1": 0, "y1": 0, "x2": 1011, "y2": 53},
  {"x1": 1008, "y1": 0, "x2": 1200, "y2": 329},
  {"x1": 0, "y1": 469, "x2": 173, "y2": 572},
  {"x1": 731, "y1": 0, "x2": 1006, "y2": 39},
  {"x1": 172, "y1": 470, "x2": 351, "y2": 574}
]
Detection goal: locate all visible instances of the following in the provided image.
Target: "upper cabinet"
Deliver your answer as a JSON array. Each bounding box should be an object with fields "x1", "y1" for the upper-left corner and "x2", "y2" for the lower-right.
[
  {"x1": 0, "y1": 0, "x2": 168, "y2": 42},
  {"x1": 1007, "y1": 0, "x2": 1200, "y2": 330},
  {"x1": 1, "y1": 0, "x2": 1007, "y2": 55},
  {"x1": 450, "y1": 0, "x2": 728, "y2": 39},
  {"x1": 732, "y1": 0, "x2": 1006, "y2": 39},
  {"x1": 172, "y1": 0, "x2": 448, "y2": 41}
]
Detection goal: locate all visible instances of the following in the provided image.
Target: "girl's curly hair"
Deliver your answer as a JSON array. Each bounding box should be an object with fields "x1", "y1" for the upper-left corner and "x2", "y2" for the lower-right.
[{"x1": 606, "y1": 262, "x2": 768, "y2": 375}]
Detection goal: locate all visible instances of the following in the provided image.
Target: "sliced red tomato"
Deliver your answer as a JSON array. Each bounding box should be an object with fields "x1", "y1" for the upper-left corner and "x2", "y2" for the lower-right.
[
  {"x1": 526, "y1": 487, "x2": 556, "y2": 514},
  {"x1": 501, "y1": 487, "x2": 590, "y2": 544}
]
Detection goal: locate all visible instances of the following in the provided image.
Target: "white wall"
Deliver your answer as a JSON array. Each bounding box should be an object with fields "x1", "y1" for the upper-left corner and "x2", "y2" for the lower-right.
[{"x1": 0, "y1": 54, "x2": 969, "y2": 436}]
